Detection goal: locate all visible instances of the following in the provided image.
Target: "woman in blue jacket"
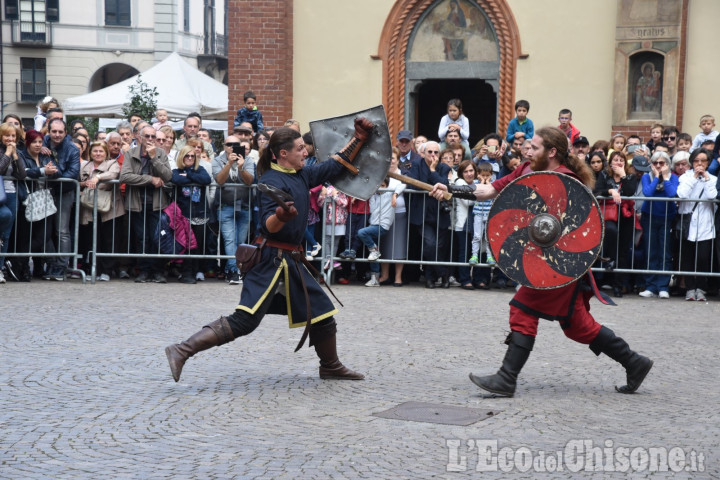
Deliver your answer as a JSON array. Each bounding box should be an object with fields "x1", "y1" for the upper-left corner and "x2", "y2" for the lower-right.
[
  {"x1": 639, "y1": 150, "x2": 678, "y2": 298},
  {"x1": 171, "y1": 145, "x2": 211, "y2": 284}
]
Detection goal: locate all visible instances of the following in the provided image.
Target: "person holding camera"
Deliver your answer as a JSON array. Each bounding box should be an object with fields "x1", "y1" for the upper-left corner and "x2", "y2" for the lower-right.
[{"x1": 212, "y1": 135, "x2": 255, "y2": 285}]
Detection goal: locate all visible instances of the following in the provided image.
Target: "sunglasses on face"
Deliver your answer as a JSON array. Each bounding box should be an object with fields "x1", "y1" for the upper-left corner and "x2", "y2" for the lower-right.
[
  {"x1": 652, "y1": 161, "x2": 666, "y2": 166},
  {"x1": 143, "y1": 134, "x2": 156, "y2": 139},
  {"x1": 427, "y1": 150, "x2": 439, "y2": 154},
  {"x1": 662, "y1": 136, "x2": 676, "y2": 141},
  {"x1": 184, "y1": 154, "x2": 196, "y2": 159},
  {"x1": 225, "y1": 142, "x2": 240, "y2": 147}
]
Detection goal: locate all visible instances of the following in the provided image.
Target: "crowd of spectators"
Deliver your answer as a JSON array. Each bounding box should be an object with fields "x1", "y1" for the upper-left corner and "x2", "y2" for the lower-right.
[{"x1": 1, "y1": 94, "x2": 719, "y2": 304}]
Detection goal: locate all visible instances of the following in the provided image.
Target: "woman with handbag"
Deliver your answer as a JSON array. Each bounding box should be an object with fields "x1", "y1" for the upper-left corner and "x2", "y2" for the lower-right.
[
  {"x1": 594, "y1": 151, "x2": 638, "y2": 297},
  {"x1": 639, "y1": 150, "x2": 679, "y2": 299},
  {"x1": 677, "y1": 148, "x2": 717, "y2": 301},
  {"x1": 0, "y1": 122, "x2": 27, "y2": 284},
  {"x1": 14, "y1": 129, "x2": 58, "y2": 281},
  {"x1": 170, "y1": 145, "x2": 212, "y2": 284},
  {"x1": 78, "y1": 141, "x2": 124, "y2": 281}
]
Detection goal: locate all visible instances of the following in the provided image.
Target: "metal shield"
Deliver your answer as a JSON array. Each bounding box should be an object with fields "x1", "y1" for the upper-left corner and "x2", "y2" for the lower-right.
[
  {"x1": 310, "y1": 105, "x2": 392, "y2": 201},
  {"x1": 487, "y1": 171, "x2": 604, "y2": 289}
]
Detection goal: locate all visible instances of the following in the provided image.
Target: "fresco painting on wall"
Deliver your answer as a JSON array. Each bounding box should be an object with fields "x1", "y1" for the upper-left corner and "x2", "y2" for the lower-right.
[
  {"x1": 409, "y1": 0, "x2": 498, "y2": 62},
  {"x1": 635, "y1": 61, "x2": 662, "y2": 113}
]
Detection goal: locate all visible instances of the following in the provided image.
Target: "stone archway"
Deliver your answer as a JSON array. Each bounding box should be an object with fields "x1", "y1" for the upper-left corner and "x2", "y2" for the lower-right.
[
  {"x1": 88, "y1": 63, "x2": 139, "y2": 92},
  {"x1": 377, "y1": 0, "x2": 522, "y2": 139}
]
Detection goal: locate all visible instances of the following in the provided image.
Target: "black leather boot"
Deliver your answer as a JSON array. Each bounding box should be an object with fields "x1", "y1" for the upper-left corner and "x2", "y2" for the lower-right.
[
  {"x1": 314, "y1": 333, "x2": 364, "y2": 380},
  {"x1": 589, "y1": 326, "x2": 653, "y2": 394},
  {"x1": 469, "y1": 331, "x2": 534, "y2": 397},
  {"x1": 165, "y1": 317, "x2": 235, "y2": 382}
]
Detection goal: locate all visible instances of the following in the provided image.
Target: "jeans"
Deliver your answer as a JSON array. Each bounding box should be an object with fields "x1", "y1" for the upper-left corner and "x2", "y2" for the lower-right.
[
  {"x1": 357, "y1": 224, "x2": 387, "y2": 274},
  {"x1": 129, "y1": 206, "x2": 162, "y2": 274},
  {"x1": 0, "y1": 192, "x2": 17, "y2": 265},
  {"x1": 51, "y1": 190, "x2": 75, "y2": 269},
  {"x1": 219, "y1": 205, "x2": 250, "y2": 273},
  {"x1": 640, "y1": 214, "x2": 673, "y2": 293}
]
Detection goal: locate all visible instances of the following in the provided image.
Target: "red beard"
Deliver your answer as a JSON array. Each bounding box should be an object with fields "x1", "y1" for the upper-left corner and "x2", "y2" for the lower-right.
[{"x1": 530, "y1": 150, "x2": 549, "y2": 171}]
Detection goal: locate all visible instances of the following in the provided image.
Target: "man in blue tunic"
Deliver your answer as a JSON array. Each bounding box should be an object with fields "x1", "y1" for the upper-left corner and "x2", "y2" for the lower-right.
[{"x1": 166, "y1": 123, "x2": 372, "y2": 383}]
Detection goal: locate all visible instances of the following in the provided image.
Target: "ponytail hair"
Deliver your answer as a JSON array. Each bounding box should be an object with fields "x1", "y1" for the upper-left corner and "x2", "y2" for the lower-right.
[{"x1": 257, "y1": 127, "x2": 302, "y2": 177}]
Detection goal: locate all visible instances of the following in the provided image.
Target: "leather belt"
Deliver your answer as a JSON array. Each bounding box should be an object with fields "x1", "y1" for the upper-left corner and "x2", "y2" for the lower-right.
[{"x1": 255, "y1": 235, "x2": 343, "y2": 352}]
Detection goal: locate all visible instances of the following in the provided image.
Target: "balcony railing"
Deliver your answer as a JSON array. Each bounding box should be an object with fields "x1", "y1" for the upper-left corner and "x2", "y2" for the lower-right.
[{"x1": 10, "y1": 20, "x2": 53, "y2": 46}]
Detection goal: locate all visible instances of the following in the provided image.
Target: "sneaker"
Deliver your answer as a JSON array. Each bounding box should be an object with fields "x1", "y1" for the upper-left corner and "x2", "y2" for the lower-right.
[
  {"x1": 49, "y1": 267, "x2": 65, "y2": 281},
  {"x1": 486, "y1": 255, "x2": 496, "y2": 266},
  {"x1": 228, "y1": 272, "x2": 241, "y2": 285},
  {"x1": 365, "y1": 275, "x2": 380, "y2": 287},
  {"x1": 658, "y1": 291, "x2": 670, "y2": 299},
  {"x1": 685, "y1": 289, "x2": 697, "y2": 301},
  {"x1": 0, "y1": 270, "x2": 5, "y2": 284},
  {"x1": 468, "y1": 255, "x2": 479, "y2": 265},
  {"x1": 195, "y1": 272, "x2": 205, "y2": 282},
  {"x1": 68, "y1": 271, "x2": 82, "y2": 279},
  {"x1": 638, "y1": 290, "x2": 657, "y2": 298},
  {"x1": 179, "y1": 275, "x2": 196, "y2": 284},
  {"x1": 339, "y1": 249, "x2": 356, "y2": 260},
  {"x1": 118, "y1": 269, "x2": 130, "y2": 279},
  {"x1": 695, "y1": 289, "x2": 707, "y2": 302},
  {"x1": 310, "y1": 243, "x2": 322, "y2": 257},
  {"x1": 448, "y1": 276, "x2": 461, "y2": 287},
  {"x1": 333, "y1": 261, "x2": 342, "y2": 270},
  {"x1": 97, "y1": 273, "x2": 110, "y2": 282},
  {"x1": 367, "y1": 248, "x2": 381, "y2": 261},
  {"x1": 337, "y1": 277, "x2": 350, "y2": 285},
  {"x1": 306, "y1": 254, "x2": 315, "y2": 262},
  {"x1": 135, "y1": 271, "x2": 150, "y2": 283},
  {"x1": 151, "y1": 273, "x2": 167, "y2": 284}
]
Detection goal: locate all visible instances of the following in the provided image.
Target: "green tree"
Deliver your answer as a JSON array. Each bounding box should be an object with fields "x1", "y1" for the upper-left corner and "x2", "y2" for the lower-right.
[{"x1": 121, "y1": 75, "x2": 158, "y2": 121}]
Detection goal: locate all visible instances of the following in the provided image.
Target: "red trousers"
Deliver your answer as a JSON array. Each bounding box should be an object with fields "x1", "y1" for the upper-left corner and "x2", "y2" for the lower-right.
[{"x1": 509, "y1": 283, "x2": 602, "y2": 344}]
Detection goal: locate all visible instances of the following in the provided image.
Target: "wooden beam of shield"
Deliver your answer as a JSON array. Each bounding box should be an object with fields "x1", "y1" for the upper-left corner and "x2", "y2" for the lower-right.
[{"x1": 386, "y1": 171, "x2": 453, "y2": 201}]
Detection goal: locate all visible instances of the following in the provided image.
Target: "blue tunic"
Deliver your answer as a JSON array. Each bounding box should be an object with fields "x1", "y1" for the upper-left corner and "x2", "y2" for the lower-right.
[{"x1": 237, "y1": 159, "x2": 344, "y2": 328}]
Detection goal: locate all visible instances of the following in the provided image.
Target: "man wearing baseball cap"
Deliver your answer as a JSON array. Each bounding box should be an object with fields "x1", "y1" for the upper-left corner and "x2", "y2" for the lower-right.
[{"x1": 572, "y1": 135, "x2": 590, "y2": 161}]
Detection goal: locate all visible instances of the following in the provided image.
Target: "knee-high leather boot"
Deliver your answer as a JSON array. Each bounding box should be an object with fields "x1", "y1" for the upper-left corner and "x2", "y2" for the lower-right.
[
  {"x1": 469, "y1": 331, "x2": 535, "y2": 397},
  {"x1": 590, "y1": 326, "x2": 653, "y2": 393},
  {"x1": 313, "y1": 332, "x2": 365, "y2": 380},
  {"x1": 165, "y1": 317, "x2": 235, "y2": 382}
]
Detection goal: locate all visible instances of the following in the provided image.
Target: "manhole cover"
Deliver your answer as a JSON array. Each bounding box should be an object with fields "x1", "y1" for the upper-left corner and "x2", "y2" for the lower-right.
[{"x1": 372, "y1": 401, "x2": 498, "y2": 426}]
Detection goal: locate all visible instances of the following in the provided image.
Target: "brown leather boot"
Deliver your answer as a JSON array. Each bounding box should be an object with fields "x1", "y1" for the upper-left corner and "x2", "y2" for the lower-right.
[
  {"x1": 165, "y1": 317, "x2": 235, "y2": 382},
  {"x1": 313, "y1": 333, "x2": 364, "y2": 380}
]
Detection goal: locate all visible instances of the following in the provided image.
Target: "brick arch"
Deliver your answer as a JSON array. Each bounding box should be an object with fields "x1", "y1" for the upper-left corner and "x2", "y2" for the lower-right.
[{"x1": 377, "y1": 0, "x2": 522, "y2": 139}]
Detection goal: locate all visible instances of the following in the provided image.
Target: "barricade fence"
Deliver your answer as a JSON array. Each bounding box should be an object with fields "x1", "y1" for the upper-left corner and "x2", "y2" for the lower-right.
[{"x1": 3, "y1": 178, "x2": 720, "y2": 287}]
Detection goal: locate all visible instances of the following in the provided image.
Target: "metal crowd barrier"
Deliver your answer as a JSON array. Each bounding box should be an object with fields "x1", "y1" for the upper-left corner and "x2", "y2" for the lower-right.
[
  {"x1": 4, "y1": 179, "x2": 720, "y2": 286},
  {"x1": 2, "y1": 177, "x2": 85, "y2": 282}
]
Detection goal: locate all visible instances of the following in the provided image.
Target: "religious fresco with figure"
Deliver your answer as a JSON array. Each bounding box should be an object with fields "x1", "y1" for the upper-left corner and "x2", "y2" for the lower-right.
[
  {"x1": 408, "y1": 0, "x2": 498, "y2": 62},
  {"x1": 628, "y1": 52, "x2": 664, "y2": 118}
]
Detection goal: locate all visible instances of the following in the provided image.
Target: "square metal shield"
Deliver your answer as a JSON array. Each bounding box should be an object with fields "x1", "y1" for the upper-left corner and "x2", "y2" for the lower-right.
[{"x1": 372, "y1": 401, "x2": 499, "y2": 426}]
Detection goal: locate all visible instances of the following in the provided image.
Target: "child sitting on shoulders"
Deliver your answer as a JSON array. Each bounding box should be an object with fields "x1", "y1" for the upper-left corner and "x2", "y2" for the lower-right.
[
  {"x1": 153, "y1": 108, "x2": 171, "y2": 130},
  {"x1": 438, "y1": 98, "x2": 469, "y2": 146},
  {"x1": 505, "y1": 99, "x2": 534, "y2": 144},
  {"x1": 233, "y1": 90, "x2": 264, "y2": 133},
  {"x1": 691, "y1": 114, "x2": 719, "y2": 152}
]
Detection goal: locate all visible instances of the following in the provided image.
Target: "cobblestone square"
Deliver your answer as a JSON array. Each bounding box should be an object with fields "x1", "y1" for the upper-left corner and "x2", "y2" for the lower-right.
[{"x1": 1, "y1": 281, "x2": 718, "y2": 479}]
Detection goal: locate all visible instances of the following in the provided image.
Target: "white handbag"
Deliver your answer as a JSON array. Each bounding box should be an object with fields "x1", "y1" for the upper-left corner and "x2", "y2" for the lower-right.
[{"x1": 23, "y1": 188, "x2": 57, "y2": 222}]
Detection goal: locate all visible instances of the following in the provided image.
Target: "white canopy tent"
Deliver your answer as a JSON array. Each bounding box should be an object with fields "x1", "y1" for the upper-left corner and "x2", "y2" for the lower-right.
[{"x1": 63, "y1": 53, "x2": 229, "y2": 120}]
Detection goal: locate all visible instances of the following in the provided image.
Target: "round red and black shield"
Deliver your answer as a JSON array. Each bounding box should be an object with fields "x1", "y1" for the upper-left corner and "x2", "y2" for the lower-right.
[{"x1": 487, "y1": 171, "x2": 604, "y2": 289}]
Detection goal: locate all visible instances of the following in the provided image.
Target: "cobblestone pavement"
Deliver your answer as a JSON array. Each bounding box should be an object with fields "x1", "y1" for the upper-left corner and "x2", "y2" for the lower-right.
[{"x1": 1, "y1": 280, "x2": 718, "y2": 479}]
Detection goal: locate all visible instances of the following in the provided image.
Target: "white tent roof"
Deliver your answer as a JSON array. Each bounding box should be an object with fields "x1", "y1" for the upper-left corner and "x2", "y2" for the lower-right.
[{"x1": 63, "y1": 53, "x2": 228, "y2": 119}]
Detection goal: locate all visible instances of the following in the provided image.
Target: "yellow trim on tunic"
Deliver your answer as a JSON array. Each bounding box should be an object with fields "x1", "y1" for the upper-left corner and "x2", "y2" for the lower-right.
[
  {"x1": 270, "y1": 163, "x2": 297, "y2": 174},
  {"x1": 235, "y1": 257, "x2": 338, "y2": 328}
]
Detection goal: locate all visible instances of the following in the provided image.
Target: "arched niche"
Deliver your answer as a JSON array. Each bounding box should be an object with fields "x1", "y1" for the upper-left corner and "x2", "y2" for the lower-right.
[{"x1": 628, "y1": 51, "x2": 664, "y2": 119}]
